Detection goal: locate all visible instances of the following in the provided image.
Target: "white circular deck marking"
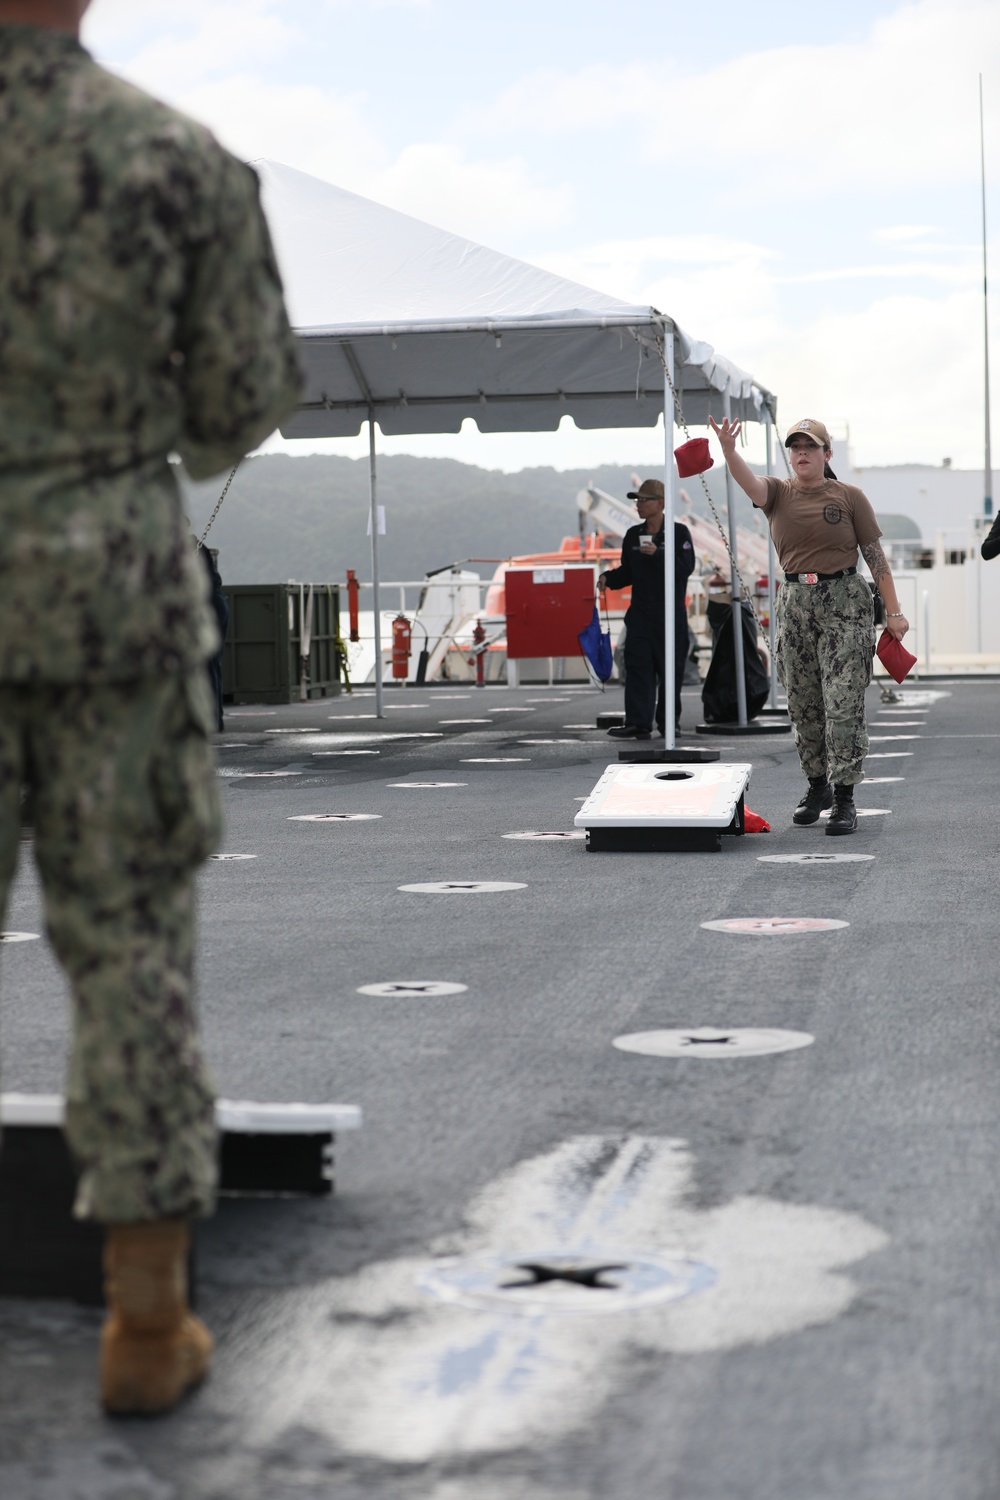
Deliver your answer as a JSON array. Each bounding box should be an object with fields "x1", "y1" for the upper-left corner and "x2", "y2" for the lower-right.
[
  {"x1": 420, "y1": 1250, "x2": 715, "y2": 1315},
  {"x1": 217, "y1": 742, "x2": 249, "y2": 747},
  {"x1": 0, "y1": 932, "x2": 39, "y2": 944},
  {"x1": 265, "y1": 727, "x2": 321, "y2": 733},
  {"x1": 613, "y1": 1027, "x2": 815, "y2": 1058},
  {"x1": 460, "y1": 757, "x2": 530, "y2": 763},
  {"x1": 870, "y1": 720, "x2": 925, "y2": 727},
  {"x1": 863, "y1": 777, "x2": 904, "y2": 784},
  {"x1": 312, "y1": 749, "x2": 380, "y2": 756},
  {"x1": 867, "y1": 752, "x2": 912, "y2": 759},
  {"x1": 563, "y1": 724, "x2": 598, "y2": 729},
  {"x1": 490, "y1": 706, "x2": 535, "y2": 713},
  {"x1": 357, "y1": 980, "x2": 468, "y2": 998},
  {"x1": 517, "y1": 738, "x2": 582, "y2": 745},
  {"x1": 439, "y1": 718, "x2": 493, "y2": 724},
  {"x1": 288, "y1": 813, "x2": 382, "y2": 822},
  {"x1": 388, "y1": 782, "x2": 467, "y2": 789},
  {"x1": 502, "y1": 830, "x2": 585, "y2": 840},
  {"x1": 758, "y1": 852, "x2": 875, "y2": 864},
  {"x1": 399, "y1": 881, "x2": 527, "y2": 894},
  {"x1": 702, "y1": 917, "x2": 849, "y2": 934},
  {"x1": 869, "y1": 735, "x2": 920, "y2": 742},
  {"x1": 208, "y1": 853, "x2": 258, "y2": 861},
  {"x1": 819, "y1": 807, "x2": 890, "y2": 818},
  {"x1": 329, "y1": 714, "x2": 378, "y2": 720}
]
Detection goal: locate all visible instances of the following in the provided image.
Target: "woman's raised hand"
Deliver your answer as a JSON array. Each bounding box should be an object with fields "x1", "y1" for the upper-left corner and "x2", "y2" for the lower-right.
[{"x1": 708, "y1": 415, "x2": 742, "y2": 454}]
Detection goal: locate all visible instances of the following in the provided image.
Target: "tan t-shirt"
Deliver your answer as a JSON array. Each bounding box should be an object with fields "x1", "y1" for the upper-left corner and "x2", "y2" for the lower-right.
[{"x1": 760, "y1": 477, "x2": 882, "y2": 574}]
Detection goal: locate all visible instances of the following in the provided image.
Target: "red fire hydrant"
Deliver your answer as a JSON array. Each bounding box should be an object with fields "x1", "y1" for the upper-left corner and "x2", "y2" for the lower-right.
[
  {"x1": 391, "y1": 613, "x2": 412, "y2": 680},
  {"x1": 346, "y1": 568, "x2": 360, "y2": 643},
  {"x1": 469, "y1": 618, "x2": 487, "y2": 687}
]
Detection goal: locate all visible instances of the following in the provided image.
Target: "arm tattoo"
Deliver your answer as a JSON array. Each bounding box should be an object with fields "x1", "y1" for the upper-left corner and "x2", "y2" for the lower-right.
[{"x1": 861, "y1": 540, "x2": 890, "y2": 587}]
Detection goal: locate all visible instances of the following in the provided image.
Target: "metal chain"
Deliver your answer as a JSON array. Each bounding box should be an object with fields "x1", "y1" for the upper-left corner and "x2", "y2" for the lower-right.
[
  {"x1": 655, "y1": 340, "x2": 763, "y2": 630},
  {"x1": 767, "y1": 396, "x2": 793, "y2": 477},
  {"x1": 196, "y1": 458, "x2": 242, "y2": 550}
]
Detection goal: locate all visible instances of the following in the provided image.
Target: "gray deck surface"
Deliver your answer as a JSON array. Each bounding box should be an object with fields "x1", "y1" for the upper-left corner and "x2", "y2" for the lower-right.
[{"x1": 0, "y1": 677, "x2": 997, "y2": 1499}]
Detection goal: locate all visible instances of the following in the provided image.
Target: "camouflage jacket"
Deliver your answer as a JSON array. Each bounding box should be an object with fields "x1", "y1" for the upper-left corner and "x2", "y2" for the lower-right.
[{"x1": 0, "y1": 25, "x2": 302, "y2": 681}]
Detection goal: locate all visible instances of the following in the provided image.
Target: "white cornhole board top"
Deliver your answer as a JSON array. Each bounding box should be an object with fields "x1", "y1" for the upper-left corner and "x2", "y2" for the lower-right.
[
  {"x1": 574, "y1": 762, "x2": 752, "y2": 829},
  {"x1": 0, "y1": 1093, "x2": 362, "y2": 1134}
]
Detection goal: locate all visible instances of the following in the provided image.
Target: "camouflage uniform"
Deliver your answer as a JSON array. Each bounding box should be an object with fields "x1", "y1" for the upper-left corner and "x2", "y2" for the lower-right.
[
  {"x1": 775, "y1": 573, "x2": 875, "y2": 787},
  {"x1": 0, "y1": 24, "x2": 301, "y2": 1222}
]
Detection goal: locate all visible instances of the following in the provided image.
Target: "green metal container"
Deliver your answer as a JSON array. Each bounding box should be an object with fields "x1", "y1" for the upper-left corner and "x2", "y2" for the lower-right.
[{"x1": 221, "y1": 583, "x2": 341, "y2": 704}]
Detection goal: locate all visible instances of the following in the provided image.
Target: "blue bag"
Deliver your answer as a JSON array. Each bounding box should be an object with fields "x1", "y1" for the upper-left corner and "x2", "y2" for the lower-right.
[{"x1": 578, "y1": 603, "x2": 613, "y2": 682}]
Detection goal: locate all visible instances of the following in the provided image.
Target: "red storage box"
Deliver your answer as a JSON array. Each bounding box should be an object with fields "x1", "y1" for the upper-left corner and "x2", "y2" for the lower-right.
[{"x1": 505, "y1": 566, "x2": 596, "y2": 659}]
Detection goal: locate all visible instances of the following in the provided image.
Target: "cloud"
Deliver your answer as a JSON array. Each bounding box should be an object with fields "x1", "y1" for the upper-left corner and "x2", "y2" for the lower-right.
[
  {"x1": 873, "y1": 225, "x2": 943, "y2": 244},
  {"x1": 469, "y1": 0, "x2": 1000, "y2": 195},
  {"x1": 369, "y1": 144, "x2": 573, "y2": 242},
  {"x1": 155, "y1": 76, "x2": 567, "y2": 245},
  {"x1": 167, "y1": 75, "x2": 386, "y2": 185},
  {"x1": 120, "y1": 9, "x2": 298, "y2": 91},
  {"x1": 85, "y1": 3, "x2": 571, "y2": 246},
  {"x1": 726, "y1": 285, "x2": 992, "y2": 468}
]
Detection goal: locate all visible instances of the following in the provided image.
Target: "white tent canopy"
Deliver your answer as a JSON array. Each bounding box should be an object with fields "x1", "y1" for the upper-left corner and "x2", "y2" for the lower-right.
[
  {"x1": 255, "y1": 160, "x2": 773, "y2": 440},
  {"x1": 255, "y1": 159, "x2": 778, "y2": 736}
]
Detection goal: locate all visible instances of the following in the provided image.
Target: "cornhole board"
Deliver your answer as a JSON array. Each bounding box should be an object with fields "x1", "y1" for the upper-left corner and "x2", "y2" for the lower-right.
[
  {"x1": 575, "y1": 762, "x2": 752, "y2": 852},
  {"x1": 0, "y1": 1094, "x2": 361, "y2": 1305}
]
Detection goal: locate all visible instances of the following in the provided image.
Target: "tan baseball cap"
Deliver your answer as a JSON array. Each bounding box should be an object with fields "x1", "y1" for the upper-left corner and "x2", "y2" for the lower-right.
[
  {"x1": 784, "y1": 418, "x2": 832, "y2": 450},
  {"x1": 626, "y1": 478, "x2": 665, "y2": 500}
]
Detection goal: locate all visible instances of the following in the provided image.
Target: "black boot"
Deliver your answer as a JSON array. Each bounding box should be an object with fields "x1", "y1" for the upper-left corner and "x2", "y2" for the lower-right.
[
  {"x1": 607, "y1": 724, "x2": 652, "y2": 740},
  {"x1": 792, "y1": 775, "x2": 833, "y2": 825},
  {"x1": 825, "y1": 784, "x2": 858, "y2": 836}
]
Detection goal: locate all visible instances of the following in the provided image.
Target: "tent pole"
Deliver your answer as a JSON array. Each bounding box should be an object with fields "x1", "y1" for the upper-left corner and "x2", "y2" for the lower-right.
[
  {"x1": 368, "y1": 411, "x2": 384, "y2": 718},
  {"x1": 663, "y1": 331, "x2": 676, "y2": 749},
  {"x1": 724, "y1": 391, "x2": 748, "y2": 726},
  {"x1": 765, "y1": 406, "x2": 779, "y2": 709}
]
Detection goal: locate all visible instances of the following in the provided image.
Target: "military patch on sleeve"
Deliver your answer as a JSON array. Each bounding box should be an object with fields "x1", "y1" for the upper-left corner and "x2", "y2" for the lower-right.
[{"x1": 823, "y1": 504, "x2": 843, "y2": 524}]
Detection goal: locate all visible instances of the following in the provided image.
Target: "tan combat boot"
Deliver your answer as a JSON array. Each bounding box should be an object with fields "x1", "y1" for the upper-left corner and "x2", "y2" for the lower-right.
[{"x1": 100, "y1": 1220, "x2": 213, "y2": 1416}]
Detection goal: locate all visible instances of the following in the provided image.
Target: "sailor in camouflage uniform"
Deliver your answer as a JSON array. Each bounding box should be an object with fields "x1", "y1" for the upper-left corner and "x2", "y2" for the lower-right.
[
  {"x1": 0, "y1": 0, "x2": 301, "y2": 1412},
  {"x1": 710, "y1": 416, "x2": 910, "y2": 835}
]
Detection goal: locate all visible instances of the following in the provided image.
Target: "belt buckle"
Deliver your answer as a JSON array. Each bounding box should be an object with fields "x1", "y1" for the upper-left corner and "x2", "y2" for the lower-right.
[{"x1": 801, "y1": 572, "x2": 819, "y2": 585}]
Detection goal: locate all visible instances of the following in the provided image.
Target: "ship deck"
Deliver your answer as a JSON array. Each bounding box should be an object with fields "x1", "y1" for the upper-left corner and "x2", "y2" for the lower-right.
[{"x1": 0, "y1": 676, "x2": 998, "y2": 1500}]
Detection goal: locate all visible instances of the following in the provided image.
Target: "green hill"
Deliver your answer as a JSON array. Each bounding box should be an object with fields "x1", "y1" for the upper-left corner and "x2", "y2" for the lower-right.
[{"x1": 179, "y1": 452, "x2": 764, "y2": 585}]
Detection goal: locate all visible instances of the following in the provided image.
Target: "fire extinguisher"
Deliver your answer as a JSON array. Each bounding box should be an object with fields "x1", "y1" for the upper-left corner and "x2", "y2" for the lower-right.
[
  {"x1": 468, "y1": 618, "x2": 487, "y2": 687},
  {"x1": 391, "y1": 613, "x2": 412, "y2": 680},
  {"x1": 346, "y1": 568, "x2": 360, "y2": 643}
]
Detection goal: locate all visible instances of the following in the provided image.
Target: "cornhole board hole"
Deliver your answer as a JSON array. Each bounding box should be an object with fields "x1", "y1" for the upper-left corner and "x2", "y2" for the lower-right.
[
  {"x1": 575, "y1": 762, "x2": 752, "y2": 852},
  {"x1": 0, "y1": 1094, "x2": 361, "y2": 1305}
]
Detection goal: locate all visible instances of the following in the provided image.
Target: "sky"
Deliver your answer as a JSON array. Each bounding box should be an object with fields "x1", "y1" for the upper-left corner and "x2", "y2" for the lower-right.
[{"x1": 83, "y1": 0, "x2": 1000, "y2": 475}]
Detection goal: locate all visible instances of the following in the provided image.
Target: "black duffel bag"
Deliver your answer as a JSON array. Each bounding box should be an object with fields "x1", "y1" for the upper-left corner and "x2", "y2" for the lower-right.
[{"x1": 701, "y1": 598, "x2": 770, "y2": 723}]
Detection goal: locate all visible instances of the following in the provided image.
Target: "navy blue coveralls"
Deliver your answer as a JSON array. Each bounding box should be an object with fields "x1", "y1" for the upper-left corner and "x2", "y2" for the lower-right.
[{"x1": 603, "y1": 521, "x2": 695, "y2": 731}]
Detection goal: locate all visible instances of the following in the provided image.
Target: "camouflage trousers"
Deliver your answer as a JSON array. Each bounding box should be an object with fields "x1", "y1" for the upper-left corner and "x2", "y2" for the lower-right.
[
  {"x1": 775, "y1": 572, "x2": 875, "y2": 786},
  {"x1": 0, "y1": 673, "x2": 221, "y2": 1223}
]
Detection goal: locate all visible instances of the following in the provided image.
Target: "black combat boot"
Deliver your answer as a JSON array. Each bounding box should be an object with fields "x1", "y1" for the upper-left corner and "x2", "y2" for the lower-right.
[
  {"x1": 792, "y1": 775, "x2": 833, "y2": 825},
  {"x1": 825, "y1": 784, "x2": 858, "y2": 836}
]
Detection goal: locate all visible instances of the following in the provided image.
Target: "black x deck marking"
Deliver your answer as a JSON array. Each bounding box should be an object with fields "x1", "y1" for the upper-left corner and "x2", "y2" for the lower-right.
[{"x1": 501, "y1": 1261, "x2": 628, "y2": 1291}]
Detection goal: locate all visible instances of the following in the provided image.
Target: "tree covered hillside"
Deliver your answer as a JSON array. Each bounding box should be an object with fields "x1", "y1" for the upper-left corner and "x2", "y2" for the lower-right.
[{"x1": 179, "y1": 452, "x2": 762, "y2": 585}]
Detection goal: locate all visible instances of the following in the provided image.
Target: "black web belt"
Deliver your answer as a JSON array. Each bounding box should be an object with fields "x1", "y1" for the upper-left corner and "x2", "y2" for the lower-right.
[{"x1": 783, "y1": 566, "x2": 857, "y2": 584}]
